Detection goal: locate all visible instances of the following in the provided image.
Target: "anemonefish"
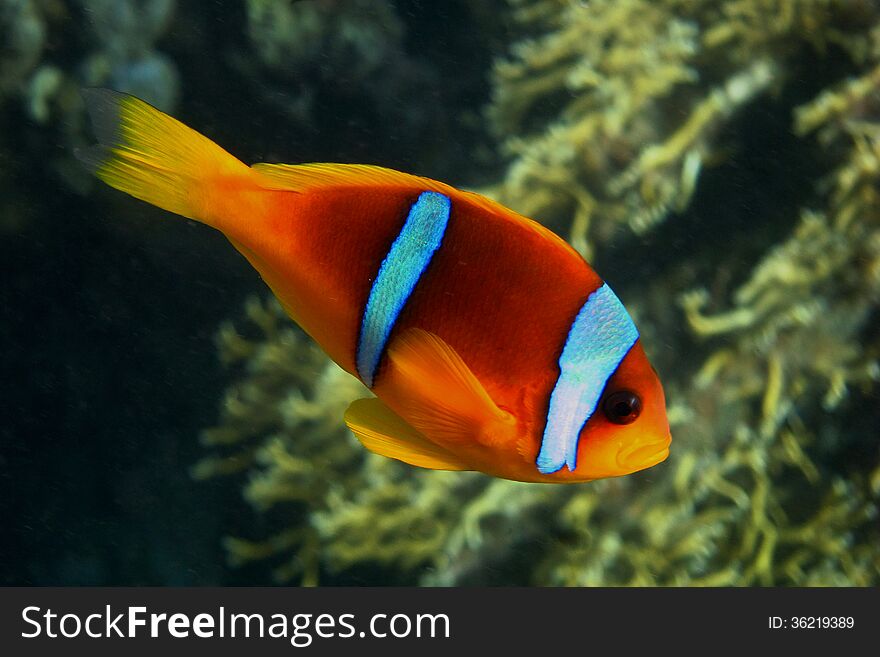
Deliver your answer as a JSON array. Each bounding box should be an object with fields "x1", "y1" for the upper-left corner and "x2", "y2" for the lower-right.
[{"x1": 79, "y1": 89, "x2": 671, "y2": 483}]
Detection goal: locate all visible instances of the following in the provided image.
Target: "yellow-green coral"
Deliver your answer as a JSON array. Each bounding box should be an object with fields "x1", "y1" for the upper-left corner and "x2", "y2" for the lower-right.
[
  {"x1": 192, "y1": 297, "x2": 368, "y2": 584},
  {"x1": 195, "y1": 0, "x2": 880, "y2": 586},
  {"x1": 486, "y1": 0, "x2": 876, "y2": 260},
  {"x1": 539, "y1": 45, "x2": 880, "y2": 586}
]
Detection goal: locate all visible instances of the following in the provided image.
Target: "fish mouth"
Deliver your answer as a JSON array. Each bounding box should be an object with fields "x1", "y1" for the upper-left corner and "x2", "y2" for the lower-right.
[{"x1": 618, "y1": 435, "x2": 672, "y2": 471}]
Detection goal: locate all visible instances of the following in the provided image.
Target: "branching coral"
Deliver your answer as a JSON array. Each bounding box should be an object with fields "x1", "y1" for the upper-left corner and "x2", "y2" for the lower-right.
[
  {"x1": 422, "y1": 38, "x2": 880, "y2": 586},
  {"x1": 427, "y1": 76, "x2": 880, "y2": 583},
  {"x1": 486, "y1": 0, "x2": 877, "y2": 260},
  {"x1": 655, "y1": 72, "x2": 880, "y2": 585},
  {"x1": 488, "y1": 0, "x2": 707, "y2": 258},
  {"x1": 196, "y1": 0, "x2": 880, "y2": 586},
  {"x1": 192, "y1": 297, "x2": 368, "y2": 584}
]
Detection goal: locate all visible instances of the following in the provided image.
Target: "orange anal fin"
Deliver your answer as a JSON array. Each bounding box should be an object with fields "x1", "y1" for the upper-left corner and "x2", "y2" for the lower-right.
[
  {"x1": 344, "y1": 398, "x2": 471, "y2": 471},
  {"x1": 385, "y1": 329, "x2": 518, "y2": 447}
]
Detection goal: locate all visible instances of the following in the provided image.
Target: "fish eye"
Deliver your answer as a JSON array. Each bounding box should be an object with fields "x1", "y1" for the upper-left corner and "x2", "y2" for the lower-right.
[{"x1": 603, "y1": 390, "x2": 642, "y2": 425}]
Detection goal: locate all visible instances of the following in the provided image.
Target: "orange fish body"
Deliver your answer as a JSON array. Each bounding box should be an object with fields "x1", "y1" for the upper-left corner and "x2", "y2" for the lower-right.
[{"x1": 81, "y1": 90, "x2": 671, "y2": 483}]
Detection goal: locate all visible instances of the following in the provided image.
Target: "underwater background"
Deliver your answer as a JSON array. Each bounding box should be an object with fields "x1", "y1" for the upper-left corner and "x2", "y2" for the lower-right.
[{"x1": 2, "y1": 0, "x2": 879, "y2": 586}]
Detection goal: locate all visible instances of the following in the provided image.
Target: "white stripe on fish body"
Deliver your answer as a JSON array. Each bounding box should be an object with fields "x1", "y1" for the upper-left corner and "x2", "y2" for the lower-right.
[
  {"x1": 356, "y1": 191, "x2": 452, "y2": 387},
  {"x1": 536, "y1": 283, "x2": 639, "y2": 474}
]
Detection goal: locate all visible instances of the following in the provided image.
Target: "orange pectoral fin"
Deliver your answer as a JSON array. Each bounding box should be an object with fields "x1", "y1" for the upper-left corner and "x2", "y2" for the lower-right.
[
  {"x1": 382, "y1": 329, "x2": 518, "y2": 448},
  {"x1": 344, "y1": 397, "x2": 471, "y2": 471}
]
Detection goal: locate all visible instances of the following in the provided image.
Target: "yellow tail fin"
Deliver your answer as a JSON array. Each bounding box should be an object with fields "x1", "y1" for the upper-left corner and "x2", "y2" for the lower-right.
[{"x1": 78, "y1": 89, "x2": 257, "y2": 226}]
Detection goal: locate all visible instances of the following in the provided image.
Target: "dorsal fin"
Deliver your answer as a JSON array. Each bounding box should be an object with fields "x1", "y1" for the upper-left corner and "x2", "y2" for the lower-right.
[
  {"x1": 251, "y1": 162, "x2": 566, "y2": 246},
  {"x1": 251, "y1": 162, "x2": 448, "y2": 194}
]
